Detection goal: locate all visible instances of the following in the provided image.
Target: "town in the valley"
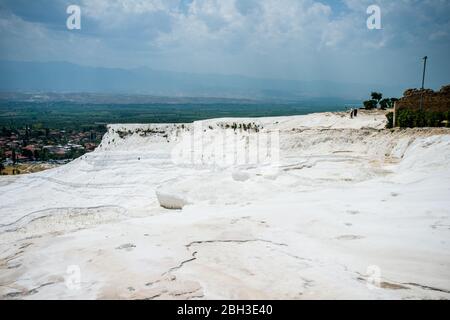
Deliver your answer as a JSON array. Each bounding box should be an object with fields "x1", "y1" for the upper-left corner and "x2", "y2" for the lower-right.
[{"x1": 0, "y1": 125, "x2": 105, "y2": 175}]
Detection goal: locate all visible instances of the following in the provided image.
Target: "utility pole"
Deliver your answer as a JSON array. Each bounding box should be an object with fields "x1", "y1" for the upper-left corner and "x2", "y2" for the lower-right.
[{"x1": 419, "y1": 56, "x2": 428, "y2": 111}]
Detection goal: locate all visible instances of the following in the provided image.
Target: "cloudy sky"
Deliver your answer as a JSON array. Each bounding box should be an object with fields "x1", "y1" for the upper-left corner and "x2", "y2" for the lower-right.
[{"x1": 0, "y1": 0, "x2": 449, "y2": 88}]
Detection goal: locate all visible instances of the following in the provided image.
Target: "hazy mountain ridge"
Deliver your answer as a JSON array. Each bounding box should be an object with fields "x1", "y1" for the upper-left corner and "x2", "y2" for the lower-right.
[{"x1": 0, "y1": 61, "x2": 404, "y2": 101}]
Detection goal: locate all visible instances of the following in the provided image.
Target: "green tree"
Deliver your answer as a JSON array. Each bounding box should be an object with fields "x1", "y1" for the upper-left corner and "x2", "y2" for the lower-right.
[
  {"x1": 371, "y1": 92, "x2": 383, "y2": 104},
  {"x1": 363, "y1": 100, "x2": 378, "y2": 110},
  {"x1": 22, "y1": 148, "x2": 33, "y2": 160},
  {"x1": 390, "y1": 98, "x2": 399, "y2": 106},
  {"x1": 379, "y1": 98, "x2": 390, "y2": 110}
]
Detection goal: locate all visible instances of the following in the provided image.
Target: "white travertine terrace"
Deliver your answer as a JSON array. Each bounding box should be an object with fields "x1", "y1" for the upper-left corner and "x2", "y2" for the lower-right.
[{"x1": 1, "y1": 111, "x2": 449, "y2": 299}]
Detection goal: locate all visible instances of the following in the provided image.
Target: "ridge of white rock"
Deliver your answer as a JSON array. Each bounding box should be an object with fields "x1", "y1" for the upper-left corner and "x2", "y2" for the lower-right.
[{"x1": 0, "y1": 111, "x2": 449, "y2": 299}]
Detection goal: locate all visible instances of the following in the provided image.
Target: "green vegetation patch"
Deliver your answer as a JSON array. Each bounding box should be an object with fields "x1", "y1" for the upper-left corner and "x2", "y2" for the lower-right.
[{"x1": 386, "y1": 110, "x2": 450, "y2": 128}]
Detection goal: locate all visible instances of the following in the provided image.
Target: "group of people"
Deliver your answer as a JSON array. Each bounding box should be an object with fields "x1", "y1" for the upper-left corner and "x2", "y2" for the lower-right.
[{"x1": 349, "y1": 108, "x2": 358, "y2": 119}]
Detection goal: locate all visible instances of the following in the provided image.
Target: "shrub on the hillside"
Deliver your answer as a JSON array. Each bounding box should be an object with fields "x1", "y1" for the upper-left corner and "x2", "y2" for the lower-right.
[
  {"x1": 385, "y1": 112, "x2": 394, "y2": 128},
  {"x1": 395, "y1": 109, "x2": 450, "y2": 128},
  {"x1": 363, "y1": 100, "x2": 378, "y2": 110},
  {"x1": 380, "y1": 98, "x2": 394, "y2": 110}
]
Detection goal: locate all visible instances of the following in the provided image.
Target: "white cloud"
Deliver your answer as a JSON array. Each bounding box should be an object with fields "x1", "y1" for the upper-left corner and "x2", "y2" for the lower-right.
[
  {"x1": 0, "y1": 0, "x2": 448, "y2": 85},
  {"x1": 82, "y1": 0, "x2": 167, "y2": 18}
]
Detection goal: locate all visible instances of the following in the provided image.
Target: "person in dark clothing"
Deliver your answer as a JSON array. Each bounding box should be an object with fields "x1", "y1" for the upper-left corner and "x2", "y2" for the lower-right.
[{"x1": 354, "y1": 108, "x2": 358, "y2": 117}]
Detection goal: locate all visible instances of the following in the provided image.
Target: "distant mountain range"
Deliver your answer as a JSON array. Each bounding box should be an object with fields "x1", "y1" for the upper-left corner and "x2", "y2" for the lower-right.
[{"x1": 0, "y1": 60, "x2": 405, "y2": 102}]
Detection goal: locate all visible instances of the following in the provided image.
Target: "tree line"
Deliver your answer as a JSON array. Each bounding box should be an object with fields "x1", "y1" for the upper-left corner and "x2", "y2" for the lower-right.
[{"x1": 363, "y1": 92, "x2": 398, "y2": 110}]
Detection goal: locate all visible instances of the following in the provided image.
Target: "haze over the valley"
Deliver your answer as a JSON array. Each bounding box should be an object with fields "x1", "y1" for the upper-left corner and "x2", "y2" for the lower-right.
[{"x1": 1, "y1": 0, "x2": 449, "y2": 99}]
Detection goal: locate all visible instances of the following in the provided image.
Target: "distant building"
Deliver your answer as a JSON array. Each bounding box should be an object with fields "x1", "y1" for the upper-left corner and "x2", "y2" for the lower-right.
[
  {"x1": 84, "y1": 142, "x2": 97, "y2": 151},
  {"x1": 15, "y1": 154, "x2": 28, "y2": 162},
  {"x1": 23, "y1": 145, "x2": 41, "y2": 153}
]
